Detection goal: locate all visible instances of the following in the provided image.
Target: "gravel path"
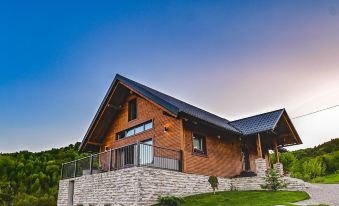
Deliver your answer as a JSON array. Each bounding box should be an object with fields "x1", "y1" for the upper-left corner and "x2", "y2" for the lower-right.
[{"x1": 294, "y1": 184, "x2": 339, "y2": 206}]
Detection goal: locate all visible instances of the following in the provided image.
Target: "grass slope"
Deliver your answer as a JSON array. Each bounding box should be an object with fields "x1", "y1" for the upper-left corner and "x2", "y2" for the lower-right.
[
  {"x1": 179, "y1": 191, "x2": 309, "y2": 206},
  {"x1": 312, "y1": 173, "x2": 339, "y2": 184}
]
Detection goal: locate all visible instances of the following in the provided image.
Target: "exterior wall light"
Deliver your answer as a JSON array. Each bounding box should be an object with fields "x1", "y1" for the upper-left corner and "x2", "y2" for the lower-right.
[{"x1": 164, "y1": 126, "x2": 169, "y2": 132}]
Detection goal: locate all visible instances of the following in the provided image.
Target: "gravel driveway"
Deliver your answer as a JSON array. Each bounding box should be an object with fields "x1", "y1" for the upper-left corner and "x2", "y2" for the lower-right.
[{"x1": 294, "y1": 184, "x2": 339, "y2": 206}]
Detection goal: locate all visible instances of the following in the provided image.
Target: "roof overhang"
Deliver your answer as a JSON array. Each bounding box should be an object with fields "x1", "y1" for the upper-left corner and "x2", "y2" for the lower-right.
[{"x1": 244, "y1": 110, "x2": 302, "y2": 147}]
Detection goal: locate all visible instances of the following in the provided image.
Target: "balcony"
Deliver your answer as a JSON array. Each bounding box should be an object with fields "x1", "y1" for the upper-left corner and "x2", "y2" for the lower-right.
[{"x1": 61, "y1": 142, "x2": 182, "y2": 179}]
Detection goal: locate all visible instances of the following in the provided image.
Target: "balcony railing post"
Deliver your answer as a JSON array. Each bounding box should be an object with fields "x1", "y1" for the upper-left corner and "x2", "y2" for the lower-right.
[
  {"x1": 73, "y1": 160, "x2": 77, "y2": 178},
  {"x1": 136, "y1": 141, "x2": 140, "y2": 166},
  {"x1": 60, "y1": 163, "x2": 64, "y2": 179},
  {"x1": 90, "y1": 154, "x2": 93, "y2": 175},
  {"x1": 178, "y1": 150, "x2": 183, "y2": 172},
  {"x1": 109, "y1": 148, "x2": 112, "y2": 171}
]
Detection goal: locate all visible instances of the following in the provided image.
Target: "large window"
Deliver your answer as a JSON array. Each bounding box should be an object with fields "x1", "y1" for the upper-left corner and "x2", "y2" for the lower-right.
[
  {"x1": 193, "y1": 133, "x2": 207, "y2": 155},
  {"x1": 116, "y1": 120, "x2": 153, "y2": 140},
  {"x1": 128, "y1": 99, "x2": 137, "y2": 121}
]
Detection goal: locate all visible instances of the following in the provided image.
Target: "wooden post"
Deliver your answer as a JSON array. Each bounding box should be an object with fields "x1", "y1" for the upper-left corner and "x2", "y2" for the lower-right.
[
  {"x1": 256, "y1": 133, "x2": 262, "y2": 158},
  {"x1": 273, "y1": 139, "x2": 280, "y2": 163}
]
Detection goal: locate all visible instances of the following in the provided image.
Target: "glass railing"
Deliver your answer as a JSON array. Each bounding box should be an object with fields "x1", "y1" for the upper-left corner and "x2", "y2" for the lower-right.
[{"x1": 61, "y1": 142, "x2": 182, "y2": 179}]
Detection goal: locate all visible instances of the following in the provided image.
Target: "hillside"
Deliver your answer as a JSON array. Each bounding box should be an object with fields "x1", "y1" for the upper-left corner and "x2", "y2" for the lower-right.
[
  {"x1": 274, "y1": 138, "x2": 339, "y2": 182},
  {"x1": 292, "y1": 138, "x2": 339, "y2": 158},
  {"x1": 0, "y1": 143, "x2": 86, "y2": 206}
]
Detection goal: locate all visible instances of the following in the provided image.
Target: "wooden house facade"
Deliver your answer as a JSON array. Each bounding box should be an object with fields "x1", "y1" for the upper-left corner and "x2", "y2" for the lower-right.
[{"x1": 78, "y1": 74, "x2": 302, "y2": 178}]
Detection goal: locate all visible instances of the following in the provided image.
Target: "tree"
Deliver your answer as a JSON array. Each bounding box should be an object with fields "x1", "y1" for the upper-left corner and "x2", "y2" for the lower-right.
[
  {"x1": 261, "y1": 169, "x2": 287, "y2": 191},
  {"x1": 0, "y1": 142, "x2": 85, "y2": 205},
  {"x1": 0, "y1": 181, "x2": 14, "y2": 206},
  {"x1": 208, "y1": 176, "x2": 218, "y2": 195},
  {"x1": 279, "y1": 152, "x2": 296, "y2": 172}
]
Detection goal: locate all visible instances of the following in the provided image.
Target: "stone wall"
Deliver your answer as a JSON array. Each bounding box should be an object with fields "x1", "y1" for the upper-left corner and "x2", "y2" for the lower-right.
[{"x1": 57, "y1": 167, "x2": 309, "y2": 206}]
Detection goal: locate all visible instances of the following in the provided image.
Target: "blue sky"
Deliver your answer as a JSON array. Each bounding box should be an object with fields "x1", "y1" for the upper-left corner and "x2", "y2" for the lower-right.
[{"x1": 1, "y1": 1, "x2": 339, "y2": 152}]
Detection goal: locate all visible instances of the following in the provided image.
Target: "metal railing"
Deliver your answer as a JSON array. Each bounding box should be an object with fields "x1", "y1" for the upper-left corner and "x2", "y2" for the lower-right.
[{"x1": 61, "y1": 142, "x2": 182, "y2": 179}]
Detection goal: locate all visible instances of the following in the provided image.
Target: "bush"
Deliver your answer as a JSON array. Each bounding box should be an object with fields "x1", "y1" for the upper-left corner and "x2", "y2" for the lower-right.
[
  {"x1": 157, "y1": 196, "x2": 184, "y2": 206},
  {"x1": 279, "y1": 152, "x2": 296, "y2": 172},
  {"x1": 208, "y1": 176, "x2": 218, "y2": 194},
  {"x1": 302, "y1": 158, "x2": 326, "y2": 180},
  {"x1": 261, "y1": 169, "x2": 287, "y2": 191},
  {"x1": 13, "y1": 193, "x2": 55, "y2": 206}
]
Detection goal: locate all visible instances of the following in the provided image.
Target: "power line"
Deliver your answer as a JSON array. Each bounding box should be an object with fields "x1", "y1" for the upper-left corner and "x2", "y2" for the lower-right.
[{"x1": 291, "y1": 104, "x2": 339, "y2": 119}]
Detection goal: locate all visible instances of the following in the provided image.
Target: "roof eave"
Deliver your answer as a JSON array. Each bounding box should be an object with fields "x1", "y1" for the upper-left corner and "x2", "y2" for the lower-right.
[
  {"x1": 79, "y1": 74, "x2": 180, "y2": 152},
  {"x1": 179, "y1": 112, "x2": 242, "y2": 135},
  {"x1": 79, "y1": 75, "x2": 121, "y2": 151}
]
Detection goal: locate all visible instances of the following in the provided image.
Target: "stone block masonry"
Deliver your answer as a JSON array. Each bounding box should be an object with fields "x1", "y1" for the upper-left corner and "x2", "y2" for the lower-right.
[
  {"x1": 274, "y1": 162, "x2": 284, "y2": 175},
  {"x1": 255, "y1": 158, "x2": 267, "y2": 177},
  {"x1": 57, "y1": 167, "x2": 309, "y2": 206}
]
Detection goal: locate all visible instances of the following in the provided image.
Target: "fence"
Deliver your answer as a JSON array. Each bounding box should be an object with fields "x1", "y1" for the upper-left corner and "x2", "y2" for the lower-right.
[{"x1": 61, "y1": 142, "x2": 182, "y2": 179}]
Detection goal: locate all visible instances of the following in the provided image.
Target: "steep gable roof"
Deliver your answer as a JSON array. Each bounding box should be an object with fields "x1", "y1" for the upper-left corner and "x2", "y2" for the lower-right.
[
  {"x1": 117, "y1": 74, "x2": 239, "y2": 133},
  {"x1": 80, "y1": 74, "x2": 301, "y2": 151},
  {"x1": 229, "y1": 109, "x2": 285, "y2": 135}
]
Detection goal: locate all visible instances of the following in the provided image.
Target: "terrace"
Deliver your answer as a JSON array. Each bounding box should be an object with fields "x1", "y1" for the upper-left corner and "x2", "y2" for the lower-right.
[{"x1": 61, "y1": 142, "x2": 182, "y2": 179}]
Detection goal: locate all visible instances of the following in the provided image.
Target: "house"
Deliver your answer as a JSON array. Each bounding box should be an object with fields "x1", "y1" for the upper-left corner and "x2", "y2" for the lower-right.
[
  {"x1": 77, "y1": 74, "x2": 301, "y2": 177},
  {"x1": 58, "y1": 74, "x2": 303, "y2": 206}
]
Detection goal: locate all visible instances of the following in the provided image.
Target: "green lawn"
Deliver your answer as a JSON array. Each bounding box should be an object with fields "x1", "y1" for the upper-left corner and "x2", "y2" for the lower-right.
[
  {"x1": 177, "y1": 191, "x2": 309, "y2": 206},
  {"x1": 312, "y1": 173, "x2": 339, "y2": 184}
]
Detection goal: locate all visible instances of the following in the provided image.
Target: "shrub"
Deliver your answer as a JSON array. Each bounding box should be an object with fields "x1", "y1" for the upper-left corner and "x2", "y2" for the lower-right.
[
  {"x1": 302, "y1": 158, "x2": 326, "y2": 180},
  {"x1": 261, "y1": 169, "x2": 287, "y2": 191},
  {"x1": 279, "y1": 152, "x2": 296, "y2": 172},
  {"x1": 157, "y1": 196, "x2": 184, "y2": 206},
  {"x1": 208, "y1": 176, "x2": 219, "y2": 194}
]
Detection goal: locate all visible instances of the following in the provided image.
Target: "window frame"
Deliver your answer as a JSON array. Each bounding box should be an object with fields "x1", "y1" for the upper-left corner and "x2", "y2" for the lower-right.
[
  {"x1": 128, "y1": 98, "x2": 137, "y2": 121},
  {"x1": 116, "y1": 120, "x2": 153, "y2": 141},
  {"x1": 192, "y1": 133, "x2": 207, "y2": 155}
]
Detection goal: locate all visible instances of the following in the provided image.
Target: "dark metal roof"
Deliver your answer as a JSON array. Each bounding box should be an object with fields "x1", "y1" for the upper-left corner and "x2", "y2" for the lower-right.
[
  {"x1": 229, "y1": 109, "x2": 285, "y2": 135},
  {"x1": 80, "y1": 74, "x2": 301, "y2": 151},
  {"x1": 117, "y1": 74, "x2": 239, "y2": 133}
]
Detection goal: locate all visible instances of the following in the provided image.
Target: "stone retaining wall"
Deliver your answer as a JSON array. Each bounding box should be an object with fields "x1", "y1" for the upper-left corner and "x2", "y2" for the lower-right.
[{"x1": 57, "y1": 167, "x2": 309, "y2": 206}]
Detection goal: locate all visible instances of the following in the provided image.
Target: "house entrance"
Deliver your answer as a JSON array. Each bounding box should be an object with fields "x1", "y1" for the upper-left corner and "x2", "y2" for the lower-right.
[{"x1": 241, "y1": 140, "x2": 251, "y2": 171}]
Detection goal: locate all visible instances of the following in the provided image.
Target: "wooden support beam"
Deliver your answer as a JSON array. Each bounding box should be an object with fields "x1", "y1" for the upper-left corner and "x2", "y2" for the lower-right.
[
  {"x1": 83, "y1": 82, "x2": 120, "y2": 150},
  {"x1": 267, "y1": 150, "x2": 271, "y2": 168},
  {"x1": 283, "y1": 114, "x2": 300, "y2": 144},
  {"x1": 87, "y1": 141, "x2": 104, "y2": 146},
  {"x1": 256, "y1": 133, "x2": 262, "y2": 158},
  {"x1": 273, "y1": 138, "x2": 280, "y2": 163},
  {"x1": 107, "y1": 104, "x2": 122, "y2": 110}
]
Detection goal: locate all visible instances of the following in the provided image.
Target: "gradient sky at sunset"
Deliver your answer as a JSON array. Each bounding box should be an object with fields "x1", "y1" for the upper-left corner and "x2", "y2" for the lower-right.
[{"x1": 1, "y1": 0, "x2": 339, "y2": 152}]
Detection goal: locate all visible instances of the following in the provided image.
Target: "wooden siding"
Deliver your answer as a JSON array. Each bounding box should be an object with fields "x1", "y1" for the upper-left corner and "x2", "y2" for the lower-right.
[
  {"x1": 102, "y1": 94, "x2": 182, "y2": 151},
  {"x1": 182, "y1": 127, "x2": 242, "y2": 177},
  {"x1": 182, "y1": 126, "x2": 270, "y2": 177},
  {"x1": 100, "y1": 91, "x2": 269, "y2": 177}
]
